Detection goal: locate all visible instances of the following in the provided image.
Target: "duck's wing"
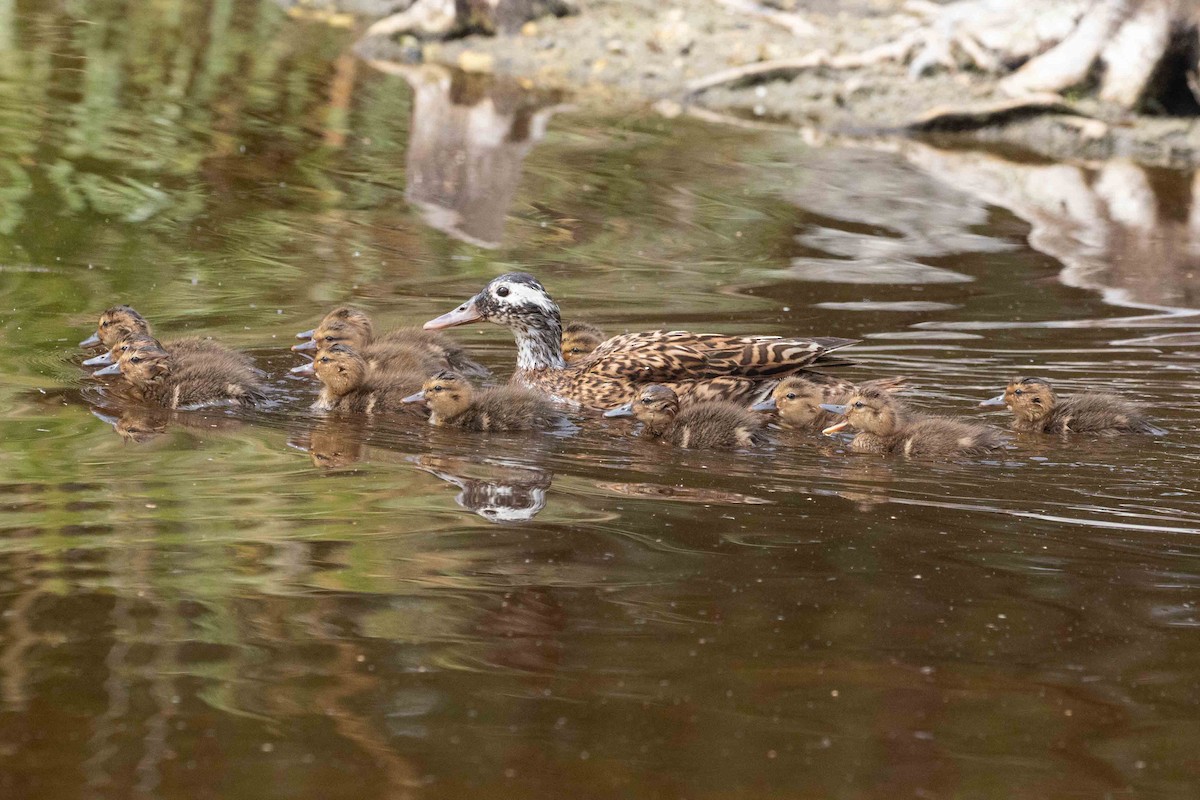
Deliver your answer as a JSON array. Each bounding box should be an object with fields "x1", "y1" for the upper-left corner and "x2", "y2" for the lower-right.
[{"x1": 578, "y1": 330, "x2": 858, "y2": 382}]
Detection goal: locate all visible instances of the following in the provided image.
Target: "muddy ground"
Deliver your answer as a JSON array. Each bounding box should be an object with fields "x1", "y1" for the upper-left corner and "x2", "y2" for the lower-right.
[{"x1": 334, "y1": 0, "x2": 1200, "y2": 165}]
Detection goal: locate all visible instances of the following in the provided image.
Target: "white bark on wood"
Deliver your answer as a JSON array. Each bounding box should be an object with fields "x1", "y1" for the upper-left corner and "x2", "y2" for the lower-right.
[
  {"x1": 999, "y1": 0, "x2": 1126, "y2": 96},
  {"x1": 1099, "y1": 0, "x2": 1172, "y2": 107}
]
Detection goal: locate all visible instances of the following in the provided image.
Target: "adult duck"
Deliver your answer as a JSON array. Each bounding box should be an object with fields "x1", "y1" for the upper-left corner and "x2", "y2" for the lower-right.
[{"x1": 423, "y1": 273, "x2": 857, "y2": 410}]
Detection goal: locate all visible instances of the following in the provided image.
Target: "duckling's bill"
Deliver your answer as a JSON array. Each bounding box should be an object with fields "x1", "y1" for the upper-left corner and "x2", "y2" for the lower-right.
[
  {"x1": 979, "y1": 394, "x2": 1007, "y2": 407},
  {"x1": 290, "y1": 362, "x2": 315, "y2": 376},
  {"x1": 750, "y1": 397, "x2": 776, "y2": 412},
  {"x1": 295, "y1": 328, "x2": 315, "y2": 340},
  {"x1": 80, "y1": 333, "x2": 101, "y2": 348},
  {"x1": 818, "y1": 403, "x2": 849, "y2": 435},
  {"x1": 401, "y1": 390, "x2": 426, "y2": 404},
  {"x1": 83, "y1": 352, "x2": 114, "y2": 367},
  {"x1": 93, "y1": 363, "x2": 122, "y2": 377},
  {"x1": 292, "y1": 339, "x2": 318, "y2": 352},
  {"x1": 424, "y1": 298, "x2": 483, "y2": 330},
  {"x1": 604, "y1": 402, "x2": 635, "y2": 418}
]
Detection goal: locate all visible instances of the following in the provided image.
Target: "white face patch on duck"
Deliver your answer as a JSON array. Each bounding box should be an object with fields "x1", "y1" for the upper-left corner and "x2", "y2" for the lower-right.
[{"x1": 491, "y1": 281, "x2": 557, "y2": 315}]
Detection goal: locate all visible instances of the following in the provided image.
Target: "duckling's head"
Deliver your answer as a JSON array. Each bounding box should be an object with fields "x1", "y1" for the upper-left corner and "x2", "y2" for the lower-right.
[
  {"x1": 403, "y1": 371, "x2": 474, "y2": 420},
  {"x1": 101, "y1": 338, "x2": 171, "y2": 386},
  {"x1": 604, "y1": 384, "x2": 680, "y2": 434},
  {"x1": 293, "y1": 307, "x2": 373, "y2": 352},
  {"x1": 820, "y1": 387, "x2": 901, "y2": 437},
  {"x1": 424, "y1": 272, "x2": 561, "y2": 334},
  {"x1": 981, "y1": 377, "x2": 1057, "y2": 423},
  {"x1": 562, "y1": 321, "x2": 605, "y2": 363},
  {"x1": 755, "y1": 376, "x2": 830, "y2": 428},
  {"x1": 311, "y1": 344, "x2": 369, "y2": 397},
  {"x1": 82, "y1": 305, "x2": 149, "y2": 348},
  {"x1": 83, "y1": 332, "x2": 160, "y2": 368}
]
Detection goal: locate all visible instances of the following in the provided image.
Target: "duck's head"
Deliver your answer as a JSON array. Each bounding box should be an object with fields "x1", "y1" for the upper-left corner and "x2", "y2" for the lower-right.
[
  {"x1": 425, "y1": 273, "x2": 561, "y2": 333},
  {"x1": 562, "y1": 321, "x2": 605, "y2": 363},
  {"x1": 81, "y1": 305, "x2": 149, "y2": 348},
  {"x1": 293, "y1": 307, "x2": 373, "y2": 352},
  {"x1": 402, "y1": 371, "x2": 473, "y2": 418},
  {"x1": 93, "y1": 337, "x2": 171, "y2": 386},
  {"x1": 820, "y1": 387, "x2": 901, "y2": 437},
  {"x1": 604, "y1": 384, "x2": 680, "y2": 432},
  {"x1": 311, "y1": 344, "x2": 369, "y2": 397},
  {"x1": 751, "y1": 376, "x2": 828, "y2": 427},
  {"x1": 980, "y1": 377, "x2": 1056, "y2": 423}
]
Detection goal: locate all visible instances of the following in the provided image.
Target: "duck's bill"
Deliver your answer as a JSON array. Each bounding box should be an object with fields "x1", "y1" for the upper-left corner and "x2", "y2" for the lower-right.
[
  {"x1": 819, "y1": 403, "x2": 847, "y2": 415},
  {"x1": 80, "y1": 333, "x2": 101, "y2": 347},
  {"x1": 750, "y1": 397, "x2": 777, "y2": 412},
  {"x1": 979, "y1": 394, "x2": 1007, "y2": 407},
  {"x1": 92, "y1": 363, "x2": 121, "y2": 377},
  {"x1": 401, "y1": 391, "x2": 426, "y2": 404},
  {"x1": 291, "y1": 339, "x2": 317, "y2": 352},
  {"x1": 423, "y1": 298, "x2": 482, "y2": 330},
  {"x1": 821, "y1": 420, "x2": 850, "y2": 435},
  {"x1": 604, "y1": 402, "x2": 635, "y2": 418},
  {"x1": 290, "y1": 362, "x2": 315, "y2": 376},
  {"x1": 82, "y1": 352, "x2": 114, "y2": 367},
  {"x1": 295, "y1": 328, "x2": 315, "y2": 341}
]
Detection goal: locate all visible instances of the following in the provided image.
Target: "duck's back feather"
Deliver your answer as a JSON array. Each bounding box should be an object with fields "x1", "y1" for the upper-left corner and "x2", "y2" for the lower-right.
[{"x1": 1047, "y1": 394, "x2": 1163, "y2": 435}]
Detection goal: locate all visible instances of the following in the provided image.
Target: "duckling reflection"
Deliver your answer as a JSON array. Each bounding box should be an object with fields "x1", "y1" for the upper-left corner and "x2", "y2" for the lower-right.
[
  {"x1": 413, "y1": 455, "x2": 552, "y2": 523},
  {"x1": 821, "y1": 387, "x2": 1006, "y2": 457},
  {"x1": 297, "y1": 417, "x2": 369, "y2": 469},
  {"x1": 980, "y1": 376, "x2": 1165, "y2": 435},
  {"x1": 90, "y1": 405, "x2": 243, "y2": 444}
]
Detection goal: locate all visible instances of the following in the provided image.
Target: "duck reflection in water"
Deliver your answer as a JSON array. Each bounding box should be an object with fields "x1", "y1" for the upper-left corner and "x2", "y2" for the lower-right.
[
  {"x1": 364, "y1": 61, "x2": 565, "y2": 248},
  {"x1": 289, "y1": 417, "x2": 369, "y2": 469},
  {"x1": 412, "y1": 455, "x2": 552, "y2": 523},
  {"x1": 90, "y1": 405, "x2": 244, "y2": 444}
]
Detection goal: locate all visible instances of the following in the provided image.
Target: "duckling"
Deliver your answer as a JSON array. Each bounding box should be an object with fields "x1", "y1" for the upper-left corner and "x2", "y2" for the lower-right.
[
  {"x1": 820, "y1": 387, "x2": 1005, "y2": 457},
  {"x1": 92, "y1": 337, "x2": 265, "y2": 409},
  {"x1": 604, "y1": 384, "x2": 767, "y2": 449},
  {"x1": 402, "y1": 371, "x2": 565, "y2": 431},
  {"x1": 750, "y1": 374, "x2": 906, "y2": 431},
  {"x1": 80, "y1": 307, "x2": 258, "y2": 372},
  {"x1": 561, "y1": 321, "x2": 606, "y2": 364},
  {"x1": 980, "y1": 377, "x2": 1165, "y2": 435},
  {"x1": 293, "y1": 306, "x2": 488, "y2": 378},
  {"x1": 292, "y1": 343, "x2": 425, "y2": 414}
]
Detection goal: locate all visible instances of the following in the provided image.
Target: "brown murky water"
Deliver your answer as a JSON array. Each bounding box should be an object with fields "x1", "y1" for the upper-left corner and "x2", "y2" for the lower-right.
[{"x1": 2, "y1": 3, "x2": 1200, "y2": 799}]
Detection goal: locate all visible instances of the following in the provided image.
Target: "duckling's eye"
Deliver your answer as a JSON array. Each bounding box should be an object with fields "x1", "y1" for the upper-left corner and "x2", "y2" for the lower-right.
[
  {"x1": 323, "y1": 336, "x2": 335, "y2": 342},
  {"x1": 101, "y1": 321, "x2": 109, "y2": 327},
  {"x1": 1013, "y1": 389, "x2": 1023, "y2": 396},
  {"x1": 785, "y1": 393, "x2": 796, "y2": 400},
  {"x1": 130, "y1": 356, "x2": 142, "y2": 364},
  {"x1": 319, "y1": 357, "x2": 330, "y2": 363},
  {"x1": 432, "y1": 385, "x2": 444, "y2": 392},
  {"x1": 496, "y1": 286, "x2": 510, "y2": 298},
  {"x1": 852, "y1": 401, "x2": 863, "y2": 409}
]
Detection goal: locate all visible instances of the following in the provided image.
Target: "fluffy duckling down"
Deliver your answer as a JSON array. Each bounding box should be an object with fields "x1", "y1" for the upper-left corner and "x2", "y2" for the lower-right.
[
  {"x1": 81, "y1": 306, "x2": 256, "y2": 372},
  {"x1": 821, "y1": 387, "x2": 1004, "y2": 458},
  {"x1": 93, "y1": 336, "x2": 265, "y2": 409},
  {"x1": 403, "y1": 371, "x2": 565, "y2": 431},
  {"x1": 293, "y1": 344, "x2": 425, "y2": 415},
  {"x1": 293, "y1": 306, "x2": 488, "y2": 378},
  {"x1": 605, "y1": 384, "x2": 767, "y2": 449},
  {"x1": 980, "y1": 377, "x2": 1165, "y2": 435},
  {"x1": 751, "y1": 374, "x2": 906, "y2": 431},
  {"x1": 561, "y1": 321, "x2": 606, "y2": 364}
]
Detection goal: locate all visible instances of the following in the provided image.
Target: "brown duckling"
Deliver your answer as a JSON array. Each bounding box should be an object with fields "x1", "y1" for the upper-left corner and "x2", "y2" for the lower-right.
[
  {"x1": 980, "y1": 377, "x2": 1165, "y2": 435},
  {"x1": 81, "y1": 306, "x2": 257, "y2": 373},
  {"x1": 402, "y1": 371, "x2": 565, "y2": 431},
  {"x1": 92, "y1": 337, "x2": 265, "y2": 409},
  {"x1": 292, "y1": 343, "x2": 425, "y2": 414},
  {"x1": 604, "y1": 384, "x2": 767, "y2": 449},
  {"x1": 751, "y1": 374, "x2": 906, "y2": 431},
  {"x1": 820, "y1": 387, "x2": 1005, "y2": 457},
  {"x1": 293, "y1": 306, "x2": 488, "y2": 378},
  {"x1": 562, "y1": 321, "x2": 606, "y2": 364}
]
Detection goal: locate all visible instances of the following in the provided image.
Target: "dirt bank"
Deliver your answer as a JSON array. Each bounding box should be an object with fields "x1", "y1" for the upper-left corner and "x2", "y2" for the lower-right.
[{"x1": 342, "y1": 0, "x2": 1200, "y2": 166}]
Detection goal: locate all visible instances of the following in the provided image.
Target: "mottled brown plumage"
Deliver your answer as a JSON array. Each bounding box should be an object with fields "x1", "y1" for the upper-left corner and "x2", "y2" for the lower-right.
[
  {"x1": 305, "y1": 344, "x2": 426, "y2": 415},
  {"x1": 605, "y1": 384, "x2": 768, "y2": 449},
  {"x1": 405, "y1": 371, "x2": 565, "y2": 431},
  {"x1": 823, "y1": 387, "x2": 1005, "y2": 458},
  {"x1": 423, "y1": 273, "x2": 857, "y2": 411},
  {"x1": 752, "y1": 374, "x2": 907, "y2": 431},
  {"x1": 981, "y1": 377, "x2": 1164, "y2": 435},
  {"x1": 294, "y1": 306, "x2": 487, "y2": 378},
  {"x1": 94, "y1": 337, "x2": 265, "y2": 409},
  {"x1": 562, "y1": 321, "x2": 606, "y2": 363}
]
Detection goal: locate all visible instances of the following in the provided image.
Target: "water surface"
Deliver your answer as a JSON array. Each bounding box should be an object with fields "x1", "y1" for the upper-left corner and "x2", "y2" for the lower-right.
[{"x1": 2, "y1": 3, "x2": 1199, "y2": 799}]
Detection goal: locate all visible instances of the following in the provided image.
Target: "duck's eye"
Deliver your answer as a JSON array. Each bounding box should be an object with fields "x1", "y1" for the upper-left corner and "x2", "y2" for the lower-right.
[
  {"x1": 432, "y1": 385, "x2": 444, "y2": 392},
  {"x1": 1013, "y1": 389, "x2": 1023, "y2": 396},
  {"x1": 323, "y1": 336, "x2": 335, "y2": 342},
  {"x1": 130, "y1": 356, "x2": 142, "y2": 364},
  {"x1": 852, "y1": 401, "x2": 863, "y2": 409},
  {"x1": 101, "y1": 320, "x2": 109, "y2": 327},
  {"x1": 496, "y1": 286, "x2": 510, "y2": 298},
  {"x1": 319, "y1": 357, "x2": 330, "y2": 363},
  {"x1": 785, "y1": 393, "x2": 796, "y2": 400}
]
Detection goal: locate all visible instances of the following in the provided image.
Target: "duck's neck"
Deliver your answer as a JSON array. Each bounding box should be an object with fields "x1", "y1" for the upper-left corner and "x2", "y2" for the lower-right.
[{"x1": 512, "y1": 313, "x2": 565, "y2": 371}]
